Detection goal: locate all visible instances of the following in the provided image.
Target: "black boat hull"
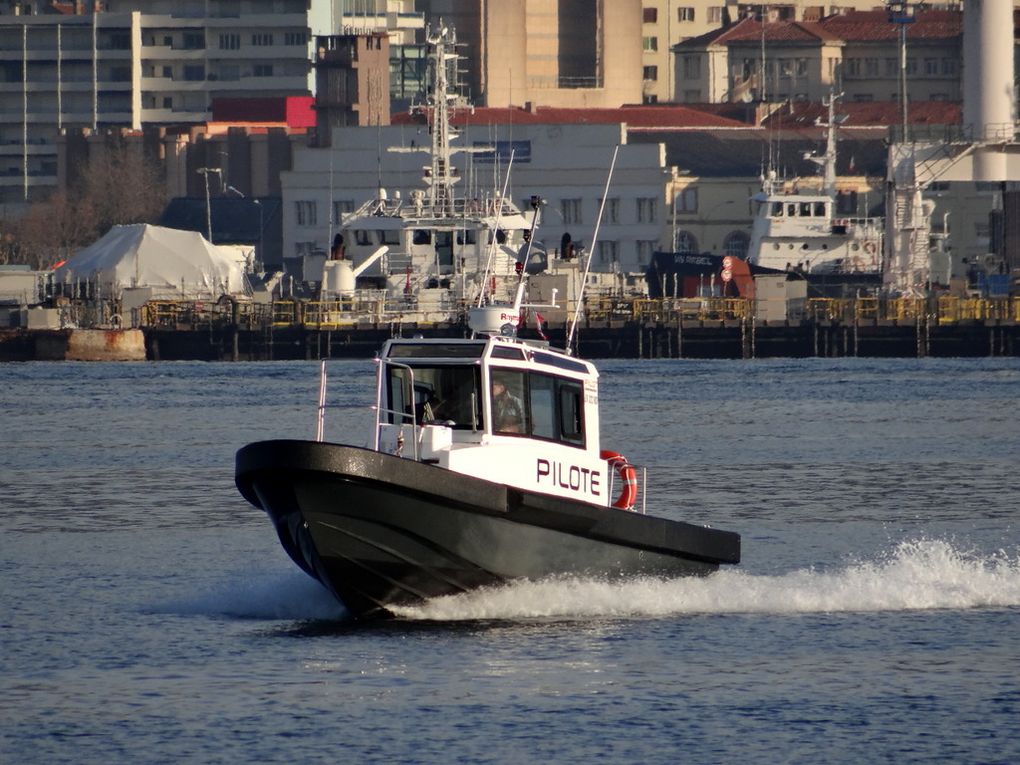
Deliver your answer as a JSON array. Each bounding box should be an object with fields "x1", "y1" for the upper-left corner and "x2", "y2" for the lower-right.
[{"x1": 235, "y1": 440, "x2": 740, "y2": 619}]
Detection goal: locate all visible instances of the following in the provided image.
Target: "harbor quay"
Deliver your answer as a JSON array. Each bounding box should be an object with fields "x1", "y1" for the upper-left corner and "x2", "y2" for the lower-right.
[{"x1": 2, "y1": 295, "x2": 1017, "y2": 362}]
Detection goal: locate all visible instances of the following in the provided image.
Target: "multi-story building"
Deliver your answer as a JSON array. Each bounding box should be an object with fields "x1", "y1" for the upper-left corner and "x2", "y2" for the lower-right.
[
  {"x1": 418, "y1": 0, "x2": 643, "y2": 109},
  {"x1": 672, "y1": 10, "x2": 970, "y2": 105},
  {"x1": 639, "y1": 0, "x2": 882, "y2": 103},
  {"x1": 0, "y1": 0, "x2": 424, "y2": 212}
]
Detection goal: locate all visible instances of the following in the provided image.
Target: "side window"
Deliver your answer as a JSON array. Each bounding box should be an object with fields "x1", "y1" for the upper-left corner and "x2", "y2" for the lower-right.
[
  {"x1": 529, "y1": 374, "x2": 556, "y2": 439},
  {"x1": 559, "y1": 381, "x2": 584, "y2": 445},
  {"x1": 491, "y1": 369, "x2": 585, "y2": 446}
]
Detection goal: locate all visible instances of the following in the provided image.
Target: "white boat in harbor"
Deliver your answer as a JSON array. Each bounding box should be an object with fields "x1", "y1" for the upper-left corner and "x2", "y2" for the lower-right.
[
  {"x1": 322, "y1": 26, "x2": 547, "y2": 321},
  {"x1": 746, "y1": 95, "x2": 884, "y2": 280}
]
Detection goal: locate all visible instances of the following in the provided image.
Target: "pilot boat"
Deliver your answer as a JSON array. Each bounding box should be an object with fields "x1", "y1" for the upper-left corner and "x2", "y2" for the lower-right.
[{"x1": 235, "y1": 284, "x2": 740, "y2": 620}]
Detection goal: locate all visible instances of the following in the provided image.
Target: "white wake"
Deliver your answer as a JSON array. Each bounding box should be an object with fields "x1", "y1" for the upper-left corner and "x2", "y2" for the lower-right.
[{"x1": 390, "y1": 539, "x2": 1020, "y2": 621}]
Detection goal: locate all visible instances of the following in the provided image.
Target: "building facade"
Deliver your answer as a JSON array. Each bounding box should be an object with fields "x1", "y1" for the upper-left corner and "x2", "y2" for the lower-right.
[
  {"x1": 419, "y1": 0, "x2": 643, "y2": 109},
  {"x1": 672, "y1": 10, "x2": 973, "y2": 105},
  {"x1": 0, "y1": 0, "x2": 410, "y2": 211}
]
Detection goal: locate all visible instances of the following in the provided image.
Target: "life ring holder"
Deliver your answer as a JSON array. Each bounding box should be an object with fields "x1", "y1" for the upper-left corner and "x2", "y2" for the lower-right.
[{"x1": 601, "y1": 449, "x2": 639, "y2": 511}]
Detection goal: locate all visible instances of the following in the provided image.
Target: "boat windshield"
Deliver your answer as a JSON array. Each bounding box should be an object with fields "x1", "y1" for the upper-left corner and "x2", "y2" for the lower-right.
[{"x1": 386, "y1": 364, "x2": 483, "y2": 430}]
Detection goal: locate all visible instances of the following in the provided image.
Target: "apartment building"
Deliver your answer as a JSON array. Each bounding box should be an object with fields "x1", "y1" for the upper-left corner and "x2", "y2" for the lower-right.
[{"x1": 0, "y1": 0, "x2": 427, "y2": 211}]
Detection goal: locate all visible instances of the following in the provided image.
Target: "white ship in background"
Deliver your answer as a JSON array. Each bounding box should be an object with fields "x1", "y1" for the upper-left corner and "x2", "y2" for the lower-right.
[
  {"x1": 746, "y1": 94, "x2": 884, "y2": 281},
  {"x1": 323, "y1": 25, "x2": 547, "y2": 320}
]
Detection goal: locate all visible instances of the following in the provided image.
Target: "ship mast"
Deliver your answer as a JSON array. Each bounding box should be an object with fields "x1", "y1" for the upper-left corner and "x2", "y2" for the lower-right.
[{"x1": 423, "y1": 25, "x2": 459, "y2": 217}]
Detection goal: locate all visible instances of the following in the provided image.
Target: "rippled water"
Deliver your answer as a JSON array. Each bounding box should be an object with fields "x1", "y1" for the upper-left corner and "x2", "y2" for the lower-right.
[{"x1": 2, "y1": 357, "x2": 1019, "y2": 763}]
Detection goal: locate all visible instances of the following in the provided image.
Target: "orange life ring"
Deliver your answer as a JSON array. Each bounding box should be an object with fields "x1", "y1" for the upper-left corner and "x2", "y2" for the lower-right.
[{"x1": 600, "y1": 449, "x2": 639, "y2": 510}]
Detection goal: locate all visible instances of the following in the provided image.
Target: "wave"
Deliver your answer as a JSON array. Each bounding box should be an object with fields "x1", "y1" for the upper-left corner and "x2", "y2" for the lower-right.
[
  {"x1": 148, "y1": 571, "x2": 348, "y2": 622},
  {"x1": 390, "y1": 539, "x2": 1020, "y2": 621}
]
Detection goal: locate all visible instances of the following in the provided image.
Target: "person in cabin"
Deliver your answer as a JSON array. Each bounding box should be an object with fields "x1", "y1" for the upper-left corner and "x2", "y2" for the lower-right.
[{"x1": 491, "y1": 377, "x2": 525, "y2": 434}]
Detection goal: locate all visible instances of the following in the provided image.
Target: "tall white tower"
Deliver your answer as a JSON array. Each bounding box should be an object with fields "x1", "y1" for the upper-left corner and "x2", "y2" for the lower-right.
[{"x1": 962, "y1": 0, "x2": 1016, "y2": 180}]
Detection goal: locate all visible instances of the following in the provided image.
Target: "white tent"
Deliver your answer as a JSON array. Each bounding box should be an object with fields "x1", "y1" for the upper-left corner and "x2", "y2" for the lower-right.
[{"x1": 54, "y1": 224, "x2": 248, "y2": 299}]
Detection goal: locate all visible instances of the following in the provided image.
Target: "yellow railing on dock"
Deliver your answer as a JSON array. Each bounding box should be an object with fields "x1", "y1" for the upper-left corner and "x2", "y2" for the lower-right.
[{"x1": 133, "y1": 295, "x2": 1019, "y2": 330}]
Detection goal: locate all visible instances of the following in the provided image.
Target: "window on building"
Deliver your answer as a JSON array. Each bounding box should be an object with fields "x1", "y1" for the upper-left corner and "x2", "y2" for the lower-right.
[
  {"x1": 252, "y1": 33, "x2": 274, "y2": 46},
  {"x1": 865, "y1": 58, "x2": 879, "y2": 77},
  {"x1": 683, "y1": 56, "x2": 700, "y2": 79},
  {"x1": 636, "y1": 240, "x2": 656, "y2": 265},
  {"x1": 673, "y1": 231, "x2": 698, "y2": 253},
  {"x1": 182, "y1": 32, "x2": 204, "y2": 50},
  {"x1": 941, "y1": 58, "x2": 957, "y2": 76},
  {"x1": 844, "y1": 58, "x2": 860, "y2": 78},
  {"x1": 723, "y1": 231, "x2": 750, "y2": 259},
  {"x1": 285, "y1": 32, "x2": 307, "y2": 46},
  {"x1": 905, "y1": 58, "x2": 917, "y2": 75},
  {"x1": 162, "y1": 96, "x2": 173, "y2": 109},
  {"x1": 599, "y1": 197, "x2": 620, "y2": 225},
  {"x1": 678, "y1": 7, "x2": 695, "y2": 21},
  {"x1": 161, "y1": 65, "x2": 173, "y2": 78},
  {"x1": 597, "y1": 240, "x2": 619, "y2": 264},
  {"x1": 333, "y1": 199, "x2": 355, "y2": 225},
  {"x1": 924, "y1": 58, "x2": 938, "y2": 75},
  {"x1": 885, "y1": 58, "x2": 898, "y2": 77},
  {"x1": 295, "y1": 200, "x2": 317, "y2": 226},
  {"x1": 643, "y1": 7, "x2": 658, "y2": 23},
  {"x1": 295, "y1": 241, "x2": 317, "y2": 256},
  {"x1": 643, "y1": 65, "x2": 658, "y2": 81},
  {"x1": 643, "y1": 36, "x2": 658, "y2": 52},
  {"x1": 561, "y1": 198, "x2": 583, "y2": 225},
  {"x1": 682, "y1": 89, "x2": 702, "y2": 101},
  {"x1": 637, "y1": 197, "x2": 658, "y2": 224},
  {"x1": 253, "y1": 64, "x2": 274, "y2": 77},
  {"x1": 708, "y1": 7, "x2": 723, "y2": 22},
  {"x1": 674, "y1": 187, "x2": 698, "y2": 213},
  {"x1": 183, "y1": 64, "x2": 205, "y2": 81},
  {"x1": 219, "y1": 33, "x2": 240, "y2": 50}
]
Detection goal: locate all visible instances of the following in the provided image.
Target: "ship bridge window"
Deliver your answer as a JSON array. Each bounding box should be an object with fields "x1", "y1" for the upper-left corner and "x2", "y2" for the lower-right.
[
  {"x1": 413, "y1": 229, "x2": 432, "y2": 245},
  {"x1": 800, "y1": 202, "x2": 812, "y2": 216},
  {"x1": 490, "y1": 368, "x2": 585, "y2": 447},
  {"x1": 770, "y1": 202, "x2": 784, "y2": 216},
  {"x1": 355, "y1": 230, "x2": 372, "y2": 246},
  {"x1": 787, "y1": 203, "x2": 797, "y2": 216},
  {"x1": 386, "y1": 363, "x2": 483, "y2": 431},
  {"x1": 379, "y1": 229, "x2": 401, "y2": 245},
  {"x1": 456, "y1": 229, "x2": 477, "y2": 245},
  {"x1": 814, "y1": 202, "x2": 826, "y2": 216}
]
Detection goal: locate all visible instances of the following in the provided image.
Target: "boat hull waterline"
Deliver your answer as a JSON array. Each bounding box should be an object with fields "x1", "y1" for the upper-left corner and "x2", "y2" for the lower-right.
[{"x1": 236, "y1": 440, "x2": 741, "y2": 619}]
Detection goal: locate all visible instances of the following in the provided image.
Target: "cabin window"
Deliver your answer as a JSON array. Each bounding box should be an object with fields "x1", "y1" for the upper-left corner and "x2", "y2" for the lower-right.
[
  {"x1": 456, "y1": 229, "x2": 477, "y2": 245},
  {"x1": 413, "y1": 229, "x2": 432, "y2": 245},
  {"x1": 355, "y1": 229, "x2": 373, "y2": 246},
  {"x1": 379, "y1": 229, "x2": 401, "y2": 245},
  {"x1": 770, "y1": 201, "x2": 783, "y2": 216},
  {"x1": 386, "y1": 364, "x2": 482, "y2": 430},
  {"x1": 814, "y1": 202, "x2": 826, "y2": 216},
  {"x1": 800, "y1": 202, "x2": 812, "y2": 216},
  {"x1": 490, "y1": 368, "x2": 586, "y2": 447}
]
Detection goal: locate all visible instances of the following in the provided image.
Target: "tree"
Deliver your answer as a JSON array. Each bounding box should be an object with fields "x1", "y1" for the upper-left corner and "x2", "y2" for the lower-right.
[{"x1": 9, "y1": 136, "x2": 167, "y2": 269}]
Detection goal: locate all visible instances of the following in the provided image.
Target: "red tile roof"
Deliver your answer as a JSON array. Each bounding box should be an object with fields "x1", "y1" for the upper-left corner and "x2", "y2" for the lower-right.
[
  {"x1": 819, "y1": 9, "x2": 962, "y2": 42},
  {"x1": 679, "y1": 9, "x2": 967, "y2": 48},
  {"x1": 392, "y1": 104, "x2": 749, "y2": 130}
]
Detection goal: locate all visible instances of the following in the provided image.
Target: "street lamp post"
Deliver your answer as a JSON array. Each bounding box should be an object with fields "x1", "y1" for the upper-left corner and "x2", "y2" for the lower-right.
[
  {"x1": 253, "y1": 199, "x2": 264, "y2": 270},
  {"x1": 197, "y1": 167, "x2": 222, "y2": 241},
  {"x1": 887, "y1": 1, "x2": 917, "y2": 143}
]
